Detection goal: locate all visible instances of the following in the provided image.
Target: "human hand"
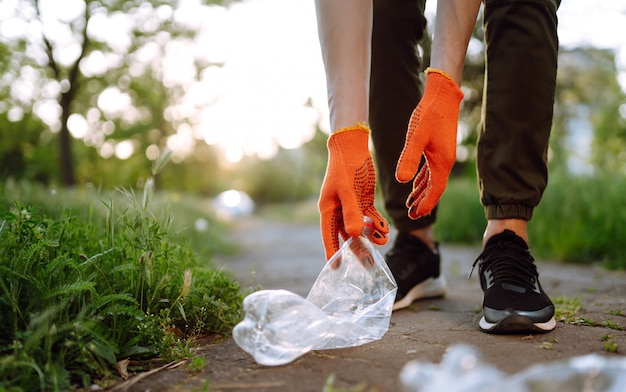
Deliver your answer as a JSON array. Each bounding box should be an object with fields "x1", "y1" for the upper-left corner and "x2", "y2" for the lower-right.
[
  {"x1": 395, "y1": 68, "x2": 464, "y2": 219},
  {"x1": 318, "y1": 125, "x2": 389, "y2": 261}
]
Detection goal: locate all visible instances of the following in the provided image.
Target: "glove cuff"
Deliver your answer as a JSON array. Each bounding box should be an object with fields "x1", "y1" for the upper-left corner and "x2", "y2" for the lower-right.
[
  {"x1": 327, "y1": 123, "x2": 370, "y2": 152},
  {"x1": 424, "y1": 67, "x2": 464, "y2": 104},
  {"x1": 425, "y1": 67, "x2": 455, "y2": 83}
]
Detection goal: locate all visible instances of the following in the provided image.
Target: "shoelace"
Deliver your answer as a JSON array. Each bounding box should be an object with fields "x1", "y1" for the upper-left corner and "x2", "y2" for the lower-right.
[{"x1": 468, "y1": 240, "x2": 539, "y2": 288}]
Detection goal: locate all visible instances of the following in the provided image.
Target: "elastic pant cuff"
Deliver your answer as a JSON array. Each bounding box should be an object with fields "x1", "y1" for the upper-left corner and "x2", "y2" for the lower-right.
[{"x1": 485, "y1": 204, "x2": 534, "y2": 221}]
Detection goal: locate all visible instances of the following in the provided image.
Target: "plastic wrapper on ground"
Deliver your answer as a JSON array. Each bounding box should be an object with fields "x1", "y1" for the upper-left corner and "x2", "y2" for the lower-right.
[
  {"x1": 400, "y1": 344, "x2": 626, "y2": 392},
  {"x1": 233, "y1": 232, "x2": 398, "y2": 366}
]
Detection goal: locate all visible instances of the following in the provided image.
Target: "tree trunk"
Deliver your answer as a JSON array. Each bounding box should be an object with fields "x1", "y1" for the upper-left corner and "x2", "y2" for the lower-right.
[{"x1": 59, "y1": 92, "x2": 75, "y2": 186}]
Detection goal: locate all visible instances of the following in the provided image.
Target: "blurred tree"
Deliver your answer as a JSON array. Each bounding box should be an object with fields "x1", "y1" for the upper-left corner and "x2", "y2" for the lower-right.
[
  {"x1": 0, "y1": 111, "x2": 57, "y2": 183},
  {"x1": 447, "y1": 13, "x2": 626, "y2": 177},
  {"x1": 232, "y1": 127, "x2": 329, "y2": 203},
  {"x1": 2, "y1": 2, "x2": 624, "y2": 200},
  {"x1": 0, "y1": 0, "x2": 234, "y2": 187},
  {"x1": 554, "y1": 47, "x2": 626, "y2": 174}
]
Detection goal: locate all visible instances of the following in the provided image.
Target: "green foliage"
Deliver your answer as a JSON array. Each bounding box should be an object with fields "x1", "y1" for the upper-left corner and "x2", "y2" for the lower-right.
[
  {"x1": 530, "y1": 171, "x2": 626, "y2": 268},
  {"x1": 602, "y1": 335, "x2": 619, "y2": 353},
  {"x1": 555, "y1": 48, "x2": 626, "y2": 173},
  {"x1": 0, "y1": 0, "x2": 238, "y2": 187},
  {"x1": 323, "y1": 373, "x2": 369, "y2": 392},
  {"x1": 433, "y1": 177, "x2": 484, "y2": 244},
  {"x1": 187, "y1": 356, "x2": 206, "y2": 373},
  {"x1": 235, "y1": 148, "x2": 325, "y2": 204},
  {"x1": 602, "y1": 320, "x2": 624, "y2": 331},
  {"x1": 0, "y1": 112, "x2": 57, "y2": 184},
  {"x1": 553, "y1": 297, "x2": 597, "y2": 326},
  {"x1": 433, "y1": 172, "x2": 626, "y2": 269},
  {"x1": 0, "y1": 185, "x2": 244, "y2": 390}
]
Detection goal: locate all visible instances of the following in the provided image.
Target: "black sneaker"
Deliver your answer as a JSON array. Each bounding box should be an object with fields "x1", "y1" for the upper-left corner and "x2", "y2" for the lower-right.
[
  {"x1": 470, "y1": 229, "x2": 556, "y2": 334},
  {"x1": 385, "y1": 232, "x2": 446, "y2": 310}
]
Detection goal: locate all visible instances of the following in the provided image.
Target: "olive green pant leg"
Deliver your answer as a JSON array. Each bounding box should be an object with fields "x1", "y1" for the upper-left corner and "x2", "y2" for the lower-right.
[
  {"x1": 478, "y1": 0, "x2": 560, "y2": 220},
  {"x1": 369, "y1": 0, "x2": 433, "y2": 232}
]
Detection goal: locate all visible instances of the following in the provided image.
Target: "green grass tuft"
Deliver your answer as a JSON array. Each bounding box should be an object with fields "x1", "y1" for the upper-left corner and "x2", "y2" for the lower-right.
[{"x1": 0, "y1": 182, "x2": 245, "y2": 390}]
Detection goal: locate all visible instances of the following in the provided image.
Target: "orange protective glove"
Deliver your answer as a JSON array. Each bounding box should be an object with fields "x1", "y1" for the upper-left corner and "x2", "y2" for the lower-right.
[
  {"x1": 395, "y1": 68, "x2": 464, "y2": 219},
  {"x1": 318, "y1": 124, "x2": 389, "y2": 261}
]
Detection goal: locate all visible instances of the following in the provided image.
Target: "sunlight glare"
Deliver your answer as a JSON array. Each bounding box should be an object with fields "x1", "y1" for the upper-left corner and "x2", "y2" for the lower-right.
[
  {"x1": 221, "y1": 189, "x2": 241, "y2": 208},
  {"x1": 213, "y1": 189, "x2": 255, "y2": 220},
  {"x1": 67, "y1": 113, "x2": 88, "y2": 138},
  {"x1": 99, "y1": 141, "x2": 115, "y2": 159},
  {"x1": 166, "y1": 123, "x2": 195, "y2": 162},
  {"x1": 224, "y1": 145, "x2": 243, "y2": 163},
  {"x1": 97, "y1": 87, "x2": 132, "y2": 117},
  {"x1": 115, "y1": 140, "x2": 135, "y2": 160},
  {"x1": 192, "y1": 0, "x2": 329, "y2": 162},
  {"x1": 145, "y1": 144, "x2": 161, "y2": 161}
]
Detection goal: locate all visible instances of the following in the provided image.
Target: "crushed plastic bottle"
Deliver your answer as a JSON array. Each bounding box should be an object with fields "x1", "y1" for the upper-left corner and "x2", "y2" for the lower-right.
[
  {"x1": 400, "y1": 344, "x2": 626, "y2": 392},
  {"x1": 233, "y1": 217, "x2": 397, "y2": 366},
  {"x1": 400, "y1": 345, "x2": 505, "y2": 392}
]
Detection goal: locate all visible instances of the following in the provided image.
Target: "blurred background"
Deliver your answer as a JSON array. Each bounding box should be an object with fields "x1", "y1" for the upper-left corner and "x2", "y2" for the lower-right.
[{"x1": 1, "y1": 0, "x2": 625, "y2": 264}]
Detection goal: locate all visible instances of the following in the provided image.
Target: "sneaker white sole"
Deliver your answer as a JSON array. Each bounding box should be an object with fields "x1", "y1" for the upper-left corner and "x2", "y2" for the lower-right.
[
  {"x1": 479, "y1": 314, "x2": 556, "y2": 334},
  {"x1": 392, "y1": 276, "x2": 447, "y2": 311}
]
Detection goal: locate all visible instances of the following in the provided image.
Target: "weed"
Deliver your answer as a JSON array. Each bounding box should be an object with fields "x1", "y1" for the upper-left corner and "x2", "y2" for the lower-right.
[
  {"x1": 604, "y1": 341, "x2": 618, "y2": 353},
  {"x1": 602, "y1": 335, "x2": 619, "y2": 353},
  {"x1": 188, "y1": 356, "x2": 207, "y2": 373},
  {"x1": 554, "y1": 297, "x2": 598, "y2": 326},
  {"x1": 323, "y1": 373, "x2": 370, "y2": 392},
  {"x1": 602, "y1": 320, "x2": 624, "y2": 331},
  {"x1": 553, "y1": 296, "x2": 580, "y2": 323},
  {"x1": 538, "y1": 342, "x2": 553, "y2": 350}
]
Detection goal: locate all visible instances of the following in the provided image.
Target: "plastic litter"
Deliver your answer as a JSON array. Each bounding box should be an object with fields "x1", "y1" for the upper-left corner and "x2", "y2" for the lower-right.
[
  {"x1": 233, "y1": 218, "x2": 397, "y2": 366},
  {"x1": 400, "y1": 344, "x2": 626, "y2": 392}
]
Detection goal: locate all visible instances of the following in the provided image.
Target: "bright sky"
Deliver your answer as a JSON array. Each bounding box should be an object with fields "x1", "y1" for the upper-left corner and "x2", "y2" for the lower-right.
[
  {"x1": 2, "y1": 0, "x2": 626, "y2": 163},
  {"x1": 180, "y1": 0, "x2": 328, "y2": 162}
]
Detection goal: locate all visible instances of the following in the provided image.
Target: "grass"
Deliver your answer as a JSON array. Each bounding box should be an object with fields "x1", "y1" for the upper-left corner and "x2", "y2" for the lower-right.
[
  {"x1": 553, "y1": 297, "x2": 598, "y2": 326},
  {"x1": 0, "y1": 156, "x2": 247, "y2": 390},
  {"x1": 601, "y1": 335, "x2": 619, "y2": 353},
  {"x1": 434, "y1": 172, "x2": 626, "y2": 269},
  {"x1": 554, "y1": 297, "x2": 623, "y2": 353},
  {"x1": 254, "y1": 171, "x2": 626, "y2": 270},
  {"x1": 530, "y1": 172, "x2": 626, "y2": 269},
  {"x1": 323, "y1": 374, "x2": 370, "y2": 392},
  {"x1": 602, "y1": 320, "x2": 624, "y2": 331}
]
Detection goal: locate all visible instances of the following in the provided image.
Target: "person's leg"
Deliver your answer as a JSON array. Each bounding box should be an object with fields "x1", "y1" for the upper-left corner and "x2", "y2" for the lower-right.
[
  {"x1": 479, "y1": 0, "x2": 560, "y2": 236},
  {"x1": 369, "y1": 0, "x2": 445, "y2": 310},
  {"x1": 370, "y1": 0, "x2": 430, "y2": 236},
  {"x1": 473, "y1": 0, "x2": 560, "y2": 333}
]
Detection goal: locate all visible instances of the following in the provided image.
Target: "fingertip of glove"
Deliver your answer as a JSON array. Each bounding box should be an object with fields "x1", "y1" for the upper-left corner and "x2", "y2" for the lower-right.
[
  {"x1": 371, "y1": 231, "x2": 388, "y2": 246},
  {"x1": 345, "y1": 227, "x2": 363, "y2": 240},
  {"x1": 395, "y1": 168, "x2": 413, "y2": 184},
  {"x1": 408, "y1": 201, "x2": 435, "y2": 220}
]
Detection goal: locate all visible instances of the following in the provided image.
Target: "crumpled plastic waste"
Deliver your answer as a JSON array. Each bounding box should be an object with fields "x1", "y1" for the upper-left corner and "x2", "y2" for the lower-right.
[
  {"x1": 400, "y1": 344, "x2": 626, "y2": 392},
  {"x1": 233, "y1": 220, "x2": 398, "y2": 366}
]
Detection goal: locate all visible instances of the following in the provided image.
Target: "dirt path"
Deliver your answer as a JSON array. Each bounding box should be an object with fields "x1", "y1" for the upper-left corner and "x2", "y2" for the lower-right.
[{"x1": 112, "y1": 216, "x2": 626, "y2": 392}]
